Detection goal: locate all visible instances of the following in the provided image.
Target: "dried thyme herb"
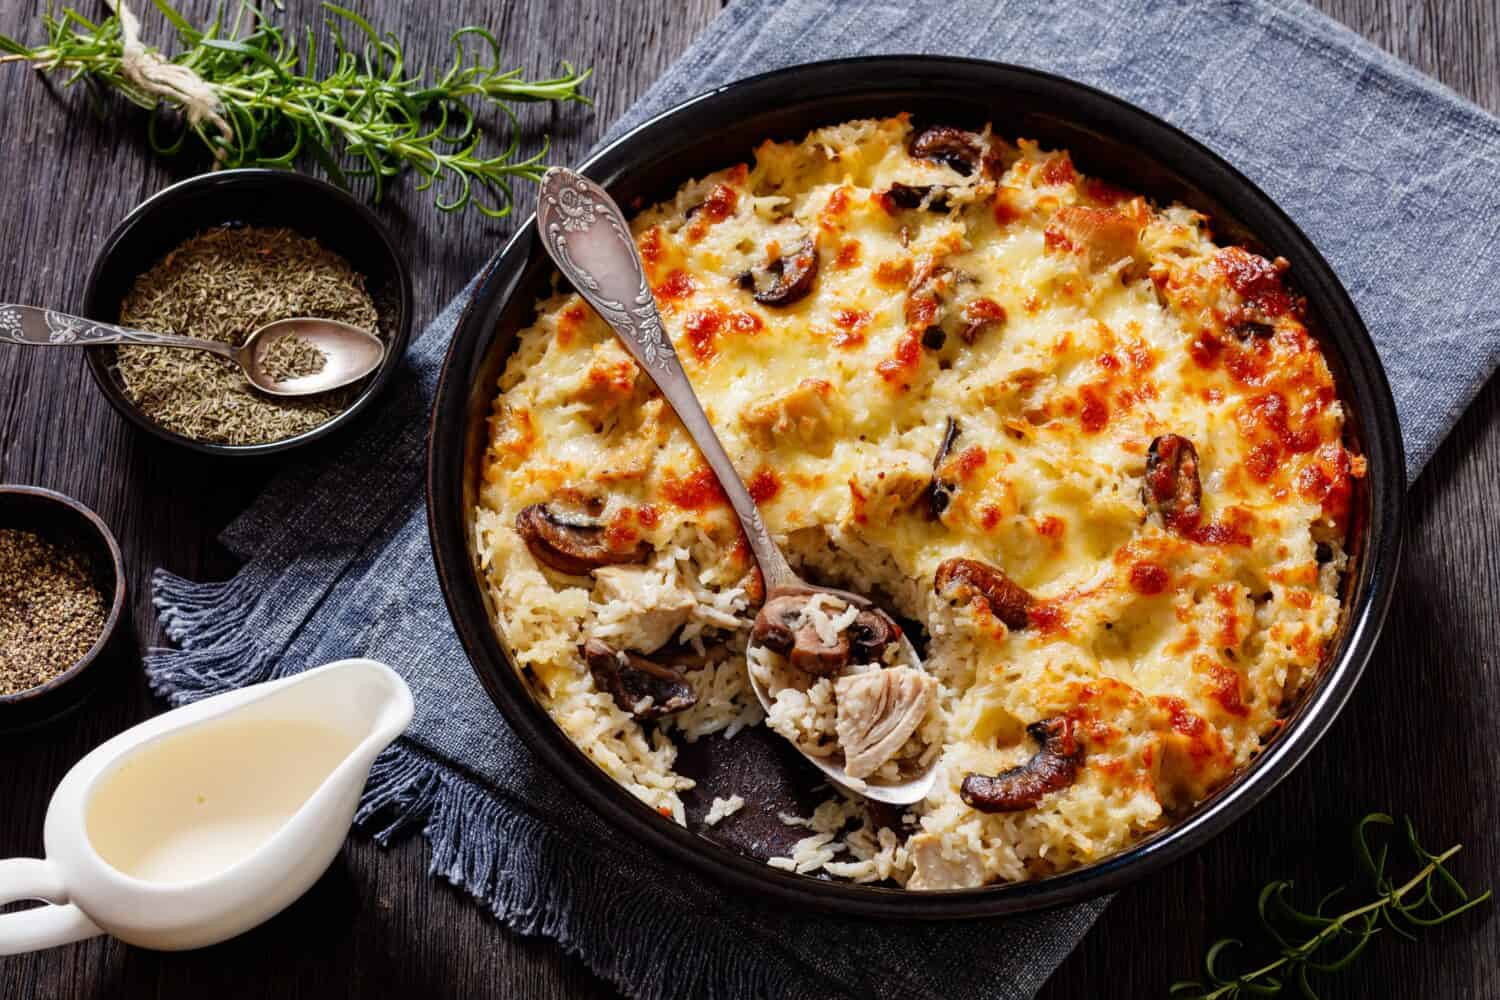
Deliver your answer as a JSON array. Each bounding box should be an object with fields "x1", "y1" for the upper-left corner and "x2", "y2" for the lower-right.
[
  {"x1": 0, "y1": 528, "x2": 108, "y2": 695},
  {"x1": 116, "y1": 226, "x2": 379, "y2": 445},
  {"x1": 260, "y1": 334, "x2": 328, "y2": 383}
]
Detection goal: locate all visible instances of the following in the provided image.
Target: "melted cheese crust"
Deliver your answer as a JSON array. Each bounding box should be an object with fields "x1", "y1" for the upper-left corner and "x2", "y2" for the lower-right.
[{"x1": 478, "y1": 116, "x2": 1361, "y2": 880}]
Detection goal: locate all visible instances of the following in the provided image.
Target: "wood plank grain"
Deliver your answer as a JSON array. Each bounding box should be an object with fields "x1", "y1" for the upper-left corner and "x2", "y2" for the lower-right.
[{"x1": 2, "y1": 1, "x2": 1497, "y2": 998}]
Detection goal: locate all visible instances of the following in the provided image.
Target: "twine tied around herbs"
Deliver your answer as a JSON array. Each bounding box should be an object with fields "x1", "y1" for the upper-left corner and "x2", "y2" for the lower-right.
[{"x1": 107, "y1": 0, "x2": 233, "y2": 163}]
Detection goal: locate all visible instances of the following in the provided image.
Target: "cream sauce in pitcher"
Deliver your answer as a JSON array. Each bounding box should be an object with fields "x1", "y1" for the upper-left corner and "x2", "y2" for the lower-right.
[
  {"x1": 87, "y1": 718, "x2": 361, "y2": 885},
  {"x1": 0, "y1": 658, "x2": 413, "y2": 954}
]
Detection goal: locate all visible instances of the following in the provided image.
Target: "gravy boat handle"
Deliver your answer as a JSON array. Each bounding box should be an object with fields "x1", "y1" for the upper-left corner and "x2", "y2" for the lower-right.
[{"x1": 0, "y1": 858, "x2": 103, "y2": 955}]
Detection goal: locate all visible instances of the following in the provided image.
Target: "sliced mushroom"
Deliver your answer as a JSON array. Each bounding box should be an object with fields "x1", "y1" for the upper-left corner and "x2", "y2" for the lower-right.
[
  {"x1": 1143, "y1": 434, "x2": 1203, "y2": 533},
  {"x1": 749, "y1": 593, "x2": 801, "y2": 654},
  {"x1": 835, "y1": 666, "x2": 936, "y2": 779},
  {"x1": 750, "y1": 592, "x2": 851, "y2": 676},
  {"x1": 926, "y1": 417, "x2": 961, "y2": 519},
  {"x1": 516, "y1": 503, "x2": 650, "y2": 576},
  {"x1": 959, "y1": 716, "x2": 1083, "y2": 812},
  {"x1": 882, "y1": 182, "x2": 951, "y2": 213},
  {"x1": 582, "y1": 638, "x2": 697, "y2": 719},
  {"x1": 934, "y1": 557, "x2": 1033, "y2": 631},
  {"x1": 849, "y1": 607, "x2": 901, "y2": 663},
  {"x1": 738, "y1": 238, "x2": 818, "y2": 307},
  {"x1": 792, "y1": 632, "x2": 851, "y2": 675},
  {"x1": 909, "y1": 125, "x2": 984, "y2": 177}
]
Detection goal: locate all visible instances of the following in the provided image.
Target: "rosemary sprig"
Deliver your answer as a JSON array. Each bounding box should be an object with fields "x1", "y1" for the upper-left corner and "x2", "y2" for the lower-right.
[
  {"x1": 0, "y1": 1, "x2": 592, "y2": 217},
  {"x1": 1171, "y1": 813, "x2": 1491, "y2": 999}
]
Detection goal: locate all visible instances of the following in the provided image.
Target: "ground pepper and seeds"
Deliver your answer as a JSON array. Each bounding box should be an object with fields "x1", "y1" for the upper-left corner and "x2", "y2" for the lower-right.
[
  {"x1": 0, "y1": 529, "x2": 108, "y2": 695},
  {"x1": 116, "y1": 225, "x2": 378, "y2": 445}
]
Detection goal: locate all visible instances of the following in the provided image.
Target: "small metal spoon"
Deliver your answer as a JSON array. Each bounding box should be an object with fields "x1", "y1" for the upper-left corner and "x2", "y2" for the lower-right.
[
  {"x1": 0, "y1": 305, "x2": 385, "y2": 397},
  {"x1": 536, "y1": 167, "x2": 938, "y2": 807}
]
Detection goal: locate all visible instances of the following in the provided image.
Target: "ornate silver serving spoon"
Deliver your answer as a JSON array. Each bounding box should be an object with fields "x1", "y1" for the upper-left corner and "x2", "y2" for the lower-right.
[
  {"x1": 0, "y1": 305, "x2": 384, "y2": 397},
  {"x1": 536, "y1": 167, "x2": 938, "y2": 807}
]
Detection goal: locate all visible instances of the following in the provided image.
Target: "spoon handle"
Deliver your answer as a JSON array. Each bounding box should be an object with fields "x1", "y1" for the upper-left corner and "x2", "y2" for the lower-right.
[
  {"x1": 0, "y1": 305, "x2": 236, "y2": 360},
  {"x1": 536, "y1": 168, "x2": 797, "y2": 592}
]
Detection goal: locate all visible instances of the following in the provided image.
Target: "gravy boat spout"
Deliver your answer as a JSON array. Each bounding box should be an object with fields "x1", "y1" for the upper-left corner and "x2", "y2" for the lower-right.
[{"x1": 0, "y1": 658, "x2": 413, "y2": 955}]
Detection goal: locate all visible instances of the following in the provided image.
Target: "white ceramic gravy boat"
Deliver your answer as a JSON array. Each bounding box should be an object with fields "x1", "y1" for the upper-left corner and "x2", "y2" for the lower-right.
[{"x1": 0, "y1": 658, "x2": 413, "y2": 955}]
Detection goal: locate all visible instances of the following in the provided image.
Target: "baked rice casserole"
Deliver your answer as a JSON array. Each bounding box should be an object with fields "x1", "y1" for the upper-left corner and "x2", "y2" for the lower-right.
[{"x1": 474, "y1": 115, "x2": 1362, "y2": 889}]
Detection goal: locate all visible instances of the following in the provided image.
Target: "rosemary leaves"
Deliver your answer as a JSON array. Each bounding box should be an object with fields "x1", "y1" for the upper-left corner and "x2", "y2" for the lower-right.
[
  {"x1": 0, "y1": 2, "x2": 591, "y2": 217},
  {"x1": 116, "y1": 226, "x2": 379, "y2": 445},
  {"x1": 1172, "y1": 813, "x2": 1491, "y2": 998},
  {"x1": 0, "y1": 528, "x2": 108, "y2": 695}
]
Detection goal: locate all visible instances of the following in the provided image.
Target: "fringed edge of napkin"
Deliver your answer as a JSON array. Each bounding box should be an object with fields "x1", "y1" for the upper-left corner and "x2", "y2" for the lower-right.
[{"x1": 144, "y1": 567, "x2": 806, "y2": 1000}]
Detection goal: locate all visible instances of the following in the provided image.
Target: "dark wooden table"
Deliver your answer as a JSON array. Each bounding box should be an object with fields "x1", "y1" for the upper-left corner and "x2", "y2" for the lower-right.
[{"x1": 2, "y1": 1, "x2": 1497, "y2": 996}]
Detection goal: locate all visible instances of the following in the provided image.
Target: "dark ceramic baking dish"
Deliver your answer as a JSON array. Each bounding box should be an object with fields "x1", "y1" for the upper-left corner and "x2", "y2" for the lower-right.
[
  {"x1": 427, "y1": 57, "x2": 1404, "y2": 918},
  {"x1": 82, "y1": 169, "x2": 414, "y2": 458},
  {"x1": 0, "y1": 485, "x2": 128, "y2": 732}
]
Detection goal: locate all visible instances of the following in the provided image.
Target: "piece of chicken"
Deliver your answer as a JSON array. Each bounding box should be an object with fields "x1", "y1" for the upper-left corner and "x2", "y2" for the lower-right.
[
  {"x1": 739, "y1": 378, "x2": 844, "y2": 452},
  {"x1": 593, "y1": 565, "x2": 696, "y2": 654},
  {"x1": 589, "y1": 398, "x2": 671, "y2": 484},
  {"x1": 905, "y1": 832, "x2": 985, "y2": 891},
  {"x1": 560, "y1": 340, "x2": 641, "y2": 422},
  {"x1": 1044, "y1": 204, "x2": 1147, "y2": 278},
  {"x1": 834, "y1": 666, "x2": 935, "y2": 779},
  {"x1": 848, "y1": 451, "x2": 932, "y2": 523}
]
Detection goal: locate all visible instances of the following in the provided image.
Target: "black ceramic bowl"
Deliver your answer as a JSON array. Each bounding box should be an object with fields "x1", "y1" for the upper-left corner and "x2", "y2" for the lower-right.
[
  {"x1": 428, "y1": 57, "x2": 1405, "y2": 918},
  {"x1": 0, "y1": 485, "x2": 128, "y2": 732},
  {"x1": 82, "y1": 169, "x2": 414, "y2": 457}
]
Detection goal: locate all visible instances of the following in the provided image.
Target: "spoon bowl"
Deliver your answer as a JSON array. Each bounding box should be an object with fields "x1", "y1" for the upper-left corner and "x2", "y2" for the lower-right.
[
  {"x1": 535, "y1": 167, "x2": 939, "y2": 807},
  {"x1": 238, "y1": 317, "x2": 387, "y2": 396},
  {"x1": 746, "y1": 583, "x2": 938, "y2": 806}
]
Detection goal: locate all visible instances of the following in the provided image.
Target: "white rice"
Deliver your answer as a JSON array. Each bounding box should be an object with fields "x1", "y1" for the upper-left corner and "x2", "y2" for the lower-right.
[
  {"x1": 768, "y1": 832, "x2": 843, "y2": 873},
  {"x1": 704, "y1": 795, "x2": 745, "y2": 826},
  {"x1": 800, "y1": 592, "x2": 859, "y2": 647}
]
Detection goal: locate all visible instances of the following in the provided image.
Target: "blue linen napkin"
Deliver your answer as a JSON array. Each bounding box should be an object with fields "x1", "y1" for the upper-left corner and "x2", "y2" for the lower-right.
[{"x1": 147, "y1": 1, "x2": 1500, "y2": 997}]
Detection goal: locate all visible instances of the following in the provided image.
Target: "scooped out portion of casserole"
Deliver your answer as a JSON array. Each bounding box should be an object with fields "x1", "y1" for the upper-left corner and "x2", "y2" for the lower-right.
[{"x1": 474, "y1": 115, "x2": 1360, "y2": 888}]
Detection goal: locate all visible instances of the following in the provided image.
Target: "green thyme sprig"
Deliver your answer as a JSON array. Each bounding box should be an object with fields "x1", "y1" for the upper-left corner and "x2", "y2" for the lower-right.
[
  {"x1": 0, "y1": 1, "x2": 591, "y2": 217},
  {"x1": 1171, "y1": 813, "x2": 1490, "y2": 999}
]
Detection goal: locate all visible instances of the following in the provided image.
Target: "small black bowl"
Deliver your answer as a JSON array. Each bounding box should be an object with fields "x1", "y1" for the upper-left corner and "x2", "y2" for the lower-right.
[
  {"x1": 82, "y1": 169, "x2": 414, "y2": 457},
  {"x1": 429, "y1": 57, "x2": 1405, "y2": 918},
  {"x1": 0, "y1": 485, "x2": 128, "y2": 732}
]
